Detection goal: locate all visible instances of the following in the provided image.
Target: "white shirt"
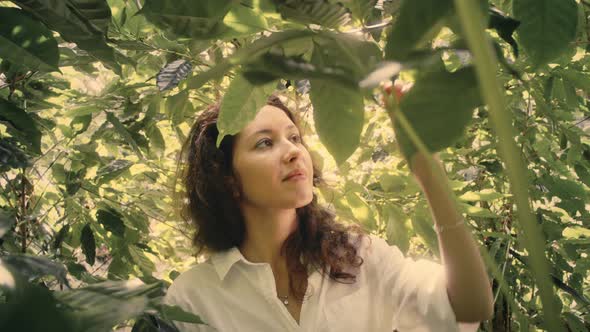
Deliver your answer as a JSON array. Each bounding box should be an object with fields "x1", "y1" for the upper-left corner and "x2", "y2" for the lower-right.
[{"x1": 164, "y1": 234, "x2": 481, "y2": 332}]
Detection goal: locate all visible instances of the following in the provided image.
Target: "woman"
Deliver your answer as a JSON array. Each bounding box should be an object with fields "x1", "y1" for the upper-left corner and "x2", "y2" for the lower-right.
[{"x1": 165, "y1": 95, "x2": 493, "y2": 331}]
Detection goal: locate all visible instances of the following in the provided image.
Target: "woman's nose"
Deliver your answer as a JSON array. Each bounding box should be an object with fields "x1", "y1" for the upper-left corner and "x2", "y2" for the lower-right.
[{"x1": 283, "y1": 140, "x2": 301, "y2": 163}]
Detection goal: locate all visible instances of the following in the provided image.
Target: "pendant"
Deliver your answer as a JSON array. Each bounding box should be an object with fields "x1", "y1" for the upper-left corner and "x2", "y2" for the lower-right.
[{"x1": 282, "y1": 299, "x2": 289, "y2": 305}]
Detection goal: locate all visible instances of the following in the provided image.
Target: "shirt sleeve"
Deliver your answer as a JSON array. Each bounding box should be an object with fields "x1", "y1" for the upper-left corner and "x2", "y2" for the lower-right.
[{"x1": 366, "y1": 234, "x2": 481, "y2": 332}]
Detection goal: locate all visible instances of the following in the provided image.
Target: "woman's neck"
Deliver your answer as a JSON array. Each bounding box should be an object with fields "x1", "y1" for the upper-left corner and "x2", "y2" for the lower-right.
[{"x1": 238, "y1": 206, "x2": 298, "y2": 269}]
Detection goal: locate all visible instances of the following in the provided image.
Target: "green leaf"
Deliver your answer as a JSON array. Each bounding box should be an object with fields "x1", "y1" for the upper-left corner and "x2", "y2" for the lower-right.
[
  {"x1": 310, "y1": 80, "x2": 364, "y2": 165},
  {"x1": 276, "y1": 0, "x2": 352, "y2": 28},
  {"x1": 52, "y1": 224, "x2": 70, "y2": 251},
  {"x1": 70, "y1": 115, "x2": 93, "y2": 136},
  {"x1": 395, "y1": 67, "x2": 483, "y2": 161},
  {"x1": 161, "y1": 304, "x2": 206, "y2": 324},
  {"x1": 13, "y1": 0, "x2": 122, "y2": 74},
  {"x1": 128, "y1": 246, "x2": 155, "y2": 275},
  {"x1": 0, "y1": 283, "x2": 75, "y2": 331},
  {"x1": 0, "y1": 98, "x2": 42, "y2": 154},
  {"x1": 0, "y1": 254, "x2": 69, "y2": 286},
  {"x1": 146, "y1": 125, "x2": 166, "y2": 158},
  {"x1": 563, "y1": 226, "x2": 590, "y2": 239},
  {"x1": 384, "y1": 204, "x2": 410, "y2": 254},
  {"x1": 385, "y1": 0, "x2": 453, "y2": 61},
  {"x1": 458, "y1": 189, "x2": 509, "y2": 202},
  {"x1": 106, "y1": 111, "x2": 144, "y2": 159},
  {"x1": 311, "y1": 32, "x2": 382, "y2": 84},
  {"x1": 165, "y1": 90, "x2": 192, "y2": 125},
  {"x1": 345, "y1": 191, "x2": 376, "y2": 231},
  {"x1": 184, "y1": 29, "x2": 314, "y2": 90},
  {"x1": 141, "y1": 0, "x2": 233, "y2": 39},
  {"x1": 411, "y1": 203, "x2": 439, "y2": 256},
  {"x1": 55, "y1": 280, "x2": 158, "y2": 332},
  {"x1": 0, "y1": 209, "x2": 15, "y2": 238},
  {"x1": 556, "y1": 69, "x2": 590, "y2": 92},
  {"x1": 216, "y1": 74, "x2": 276, "y2": 147},
  {"x1": 379, "y1": 173, "x2": 407, "y2": 192},
  {"x1": 95, "y1": 159, "x2": 133, "y2": 185},
  {"x1": 96, "y1": 208, "x2": 126, "y2": 237},
  {"x1": 221, "y1": 2, "x2": 269, "y2": 37},
  {"x1": 459, "y1": 203, "x2": 501, "y2": 218},
  {"x1": 0, "y1": 8, "x2": 59, "y2": 72},
  {"x1": 242, "y1": 52, "x2": 357, "y2": 87},
  {"x1": 513, "y1": 0, "x2": 578, "y2": 68},
  {"x1": 574, "y1": 164, "x2": 590, "y2": 187},
  {"x1": 80, "y1": 223, "x2": 96, "y2": 266}
]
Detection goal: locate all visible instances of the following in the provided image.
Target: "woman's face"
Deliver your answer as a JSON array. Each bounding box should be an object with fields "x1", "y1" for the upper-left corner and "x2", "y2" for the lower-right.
[{"x1": 231, "y1": 105, "x2": 314, "y2": 209}]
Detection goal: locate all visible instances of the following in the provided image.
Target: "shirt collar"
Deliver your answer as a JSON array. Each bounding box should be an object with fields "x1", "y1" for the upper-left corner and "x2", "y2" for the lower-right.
[
  {"x1": 210, "y1": 246, "x2": 325, "y2": 281},
  {"x1": 210, "y1": 247, "x2": 245, "y2": 281}
]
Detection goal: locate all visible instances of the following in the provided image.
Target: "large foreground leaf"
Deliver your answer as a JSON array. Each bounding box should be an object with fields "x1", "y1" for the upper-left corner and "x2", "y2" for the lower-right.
[
  {"x1": 216, "y1": 74, "x2": 277, "y2": 147},
  {"x1": 310, "y1": 80, "x2": 364, "y2": 165},
  {"x1": 395, "y1": 67, "x2": 483, "y2": 161},
  {"x1": 184, "y1": 29, "x2": 314, "y2": 90},
  {"x1": 13, "y1": 0, "x2": 121, "y2": 73},
  {"x1": 275, "y1": 0, "x2": 352, "y2": 28},
  {"x1": 385, "y1": 0, "x2": 453, "y2": 61},
  {"x1": 513, "y1": 0, "x2": 578, "y2": 68},
  {"x1": 141, "y1": 0, "x2": 233, "y2": 39},
  {"x1": 0, "y1": 255, "x2": 69, "y2": 286},
  {"x1": 0, "y1": 8, "x2": 59, "y2": 72}
]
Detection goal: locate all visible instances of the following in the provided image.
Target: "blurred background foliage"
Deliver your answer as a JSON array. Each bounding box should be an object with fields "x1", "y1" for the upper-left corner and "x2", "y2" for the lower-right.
[{"x1": 0, "y1": 0, "x2": 589, "y2": 330}]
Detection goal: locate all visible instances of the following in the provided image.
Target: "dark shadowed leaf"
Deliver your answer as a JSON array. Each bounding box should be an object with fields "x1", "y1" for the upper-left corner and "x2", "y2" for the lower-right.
[
  {"x1": 106, "y1": 112, "x2": 144, "y2": 158},
  {"x1": 132, "y1": 314, "x2": 179, "y2": 332},
  {"x1": 0, "y1": 8, "x2": 59, "y2": 72},
  {"x1": 488, "y1": 7, "x2": 520, "y2": 57},
  {"x1": 0, "y1": 209, "x2": 15, "y2": 238},
  {"x1": 96, "y1": 208, "x2": 126, "y2": 237},
  {"x1": 13, "y1": 0, "x2": 122, "y2": 74},
  {"x1": 80, "y1": 223, "x2": 96, "y2": 266},
  {"x1": 52, "y1": 224, "x2": 71, "y2": 250},
  {"x1": 0, "y1": 99, "x2": 42, "y2": 154},
  {"x1": 0, "y1": 283, "x2": 75, "y2": 332},
  {"x1": 161, "y1": 304, "x2": 206, "y2": 324},
  {"x1": 141, "y1": 0, "x2": 233, "y2": 39}
]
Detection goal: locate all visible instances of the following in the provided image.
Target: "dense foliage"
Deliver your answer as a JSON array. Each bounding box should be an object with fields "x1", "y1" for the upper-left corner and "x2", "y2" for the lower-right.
[{"x1": 0, "y1": 0, "x2": 589, "y2": 331}]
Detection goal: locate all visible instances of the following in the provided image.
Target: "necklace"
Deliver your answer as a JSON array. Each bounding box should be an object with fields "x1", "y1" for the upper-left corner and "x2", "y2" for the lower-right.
[{"x1": 277, "y1": 293, "x2": 289, "y2": 305}]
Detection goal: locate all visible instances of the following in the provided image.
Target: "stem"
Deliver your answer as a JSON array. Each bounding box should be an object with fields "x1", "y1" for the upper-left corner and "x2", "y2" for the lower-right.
[
  {"x1": 453, "y1": 0, "x2": 563, "y2": 330},
  {"x1": 19, "y1": 169, "x2": 27, "y2": 253}
]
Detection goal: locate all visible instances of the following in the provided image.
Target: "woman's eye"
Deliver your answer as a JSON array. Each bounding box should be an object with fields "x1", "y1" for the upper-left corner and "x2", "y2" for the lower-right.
[
  {"x1": 256, "y1": 138, "x2": 272, "y2": 148},
  {"x1": 256, "y1": 135, "x2": 300, "y2": 149}
]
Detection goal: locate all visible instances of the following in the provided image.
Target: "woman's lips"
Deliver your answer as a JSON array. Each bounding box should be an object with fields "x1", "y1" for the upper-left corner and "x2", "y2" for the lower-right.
[{"x1": 284, "y1": 174, "x2": 306, "y2": 181}]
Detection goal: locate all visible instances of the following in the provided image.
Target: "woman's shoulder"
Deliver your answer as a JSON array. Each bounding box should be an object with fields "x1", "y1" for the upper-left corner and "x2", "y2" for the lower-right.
[
  {"x1": 356, "y1": 233, "x2": 404, "y2": 261},
  {"x1": 166, "y1": 259, "x2": 218, "y2": 298}
]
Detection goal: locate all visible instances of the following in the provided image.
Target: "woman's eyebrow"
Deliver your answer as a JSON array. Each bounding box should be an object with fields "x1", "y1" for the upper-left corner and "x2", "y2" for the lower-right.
[{"x1": 249, "y1": 124, "x2": 297, "y2": 139}]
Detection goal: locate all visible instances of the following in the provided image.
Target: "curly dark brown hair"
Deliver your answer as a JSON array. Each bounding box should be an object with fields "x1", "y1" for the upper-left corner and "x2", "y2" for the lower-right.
[{"x1": 174, "y1": 95, "x2": 367, "y2": 301}]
